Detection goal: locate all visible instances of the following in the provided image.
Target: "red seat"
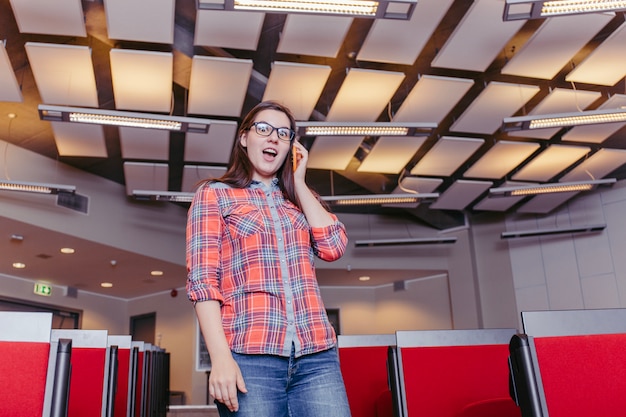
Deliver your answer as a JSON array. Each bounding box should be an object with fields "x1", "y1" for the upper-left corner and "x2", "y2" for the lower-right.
[
  {"x1": 0, "y1": 312, "x2": 53, "y2": 417},
  {"x1": 394, "y1": 329, "x2": 520, "y2": 417},
  {"x1": 533, "y1": 333, "x2": 626, "y2": 417},
  {"x1": 459, "y1": 397, "x2": 521, "y2": 417},
  {"x1": 52, "y1": 329, "x2": 111, "y2": 417},
  {"x1": 109, "y1": 335, "x2": 133, "y2": 417},
  {"x1": 510, "y1": 309, "x2": 626, "y2": 417},
  {"x1": 338, "y1": 334, "x2": 396, "y2": 417}
]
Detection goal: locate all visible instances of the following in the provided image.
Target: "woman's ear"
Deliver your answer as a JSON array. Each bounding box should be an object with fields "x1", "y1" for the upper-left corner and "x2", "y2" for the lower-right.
[{"x1": 239, "y1": 133, "x2": 247, "y2": 148}]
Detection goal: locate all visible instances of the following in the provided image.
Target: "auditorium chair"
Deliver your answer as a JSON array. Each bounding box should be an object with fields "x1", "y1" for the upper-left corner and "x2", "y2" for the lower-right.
[
  {"x1": 390, "y1": 328, "x2": 520, "y2": 417},
  {"x1": 109, "y1": 335, "x2": 133, "y2": 417},
  {"x1": 0, "y1": 311, "x2": 59, "y2": 417},
  {"x1": 509, "y1": 308, "x2": 626, "y2": 417},
  {"x1": 338, "y1": 334, "x2": 396, "y2": 417},
  {"x1": 51, "y1": 329, "x2": 114, "y2": 417}
]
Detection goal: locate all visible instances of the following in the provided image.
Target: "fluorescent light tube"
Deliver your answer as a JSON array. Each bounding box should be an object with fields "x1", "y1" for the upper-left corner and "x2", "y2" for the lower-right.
[
  {"x1": 489, "y1": 179, "x2": 616, "y2": 197},
  {"x1": 133, "y1": 191, "x2": 440, "y2": 206},
  {"x1": 39, "y1": 105, "x2": 212, "y2": 133},
  {"x1": 198, "y1": 0, "x2": 417, "y2": 19},
  {"x1": 133, "y1": 190, "x2": 195, "y2": 202},
  {"x1": 297, "y1": 122, "x2": 437, "y2": 137},
  {"x1": 0, "y1": 180, "x2": 76, "y2": 195},
  {"x1": 502, "y1": 108, "x2": 626, "y2": 131},
  {"x1": 503, "y1": 0, "x2": 626, "y2": 21},
  {"x1": 321, "y1": 193, "x2": 439, "y2": 206}
]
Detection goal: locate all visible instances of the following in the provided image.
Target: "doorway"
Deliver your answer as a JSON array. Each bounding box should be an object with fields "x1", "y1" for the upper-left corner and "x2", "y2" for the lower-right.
[{"x1": 130, "y1": 312, "x2": 156, "y2": 344}]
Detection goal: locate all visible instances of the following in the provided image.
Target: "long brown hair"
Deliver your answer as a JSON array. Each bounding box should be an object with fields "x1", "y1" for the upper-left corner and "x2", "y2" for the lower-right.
[{"x1": 216, "y1": 101, "x2": 299, "y2": 208}]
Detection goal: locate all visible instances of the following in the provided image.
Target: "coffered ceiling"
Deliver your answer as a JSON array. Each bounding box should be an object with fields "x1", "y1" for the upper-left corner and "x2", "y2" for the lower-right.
[{"x1": 2, "y1": 0, "x2": 626, "y2": 298}]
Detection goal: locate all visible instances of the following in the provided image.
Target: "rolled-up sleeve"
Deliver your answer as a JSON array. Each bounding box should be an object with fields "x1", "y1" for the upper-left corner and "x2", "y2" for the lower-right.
[
  {"x1": 186, "y1": 185, "x2": 224, "y2": 304},
  {"x1": 310, "y1": 215, "x2": 348, "y2": 262}
]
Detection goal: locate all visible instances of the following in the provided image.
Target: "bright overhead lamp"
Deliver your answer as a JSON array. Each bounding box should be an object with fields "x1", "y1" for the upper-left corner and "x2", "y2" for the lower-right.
[
  {"x1": 133, "y1": 191, "x2": 439, "y2": 206},
  {"x1": 501, "y1": 224, "x2": 606, "y2": 239},
  {"x1": 133, "y1": 190, "x2": 194, "y2": 202},
  {"x1": 354, "y1": 236, "x2": 457, "y2": 247},
  {"x1": 297, "y1": 122, "x2": 437, "y2": 137},
  {"x1": 197, "y1": 0, "x2": 417, "y2": 19},
  {"x1": 38, "y1": 105, "x2": 213, "y2": 133},
  {"x1": 502, "y1": 108, "x2": 626, "y2": 131},
  {"x1": 0, "y1": 180, "x2": 76, "y2": 195},
  {"x1": 321, "y1": 193, "x2": 439, "y2": 206},
  {"x1": 503, "y1": 0, "x2": 626, "y2": 20},
  {"x1": 489, "y1": 178, "x2": 616, "y2": 197}
]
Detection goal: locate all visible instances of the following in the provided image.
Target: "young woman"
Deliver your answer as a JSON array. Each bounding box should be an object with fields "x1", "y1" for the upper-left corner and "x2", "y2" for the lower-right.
[{"x1": 186, "y1": 101, "x2": 352, "y2": 417}]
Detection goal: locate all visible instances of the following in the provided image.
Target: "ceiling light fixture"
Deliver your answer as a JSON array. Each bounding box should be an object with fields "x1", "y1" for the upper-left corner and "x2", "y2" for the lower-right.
[
  {"x1": 0, "y1": 180, "x2": 76, "y2": 195},
  {"x1": 321, "y1": 193, "x2": 439, "y2": 206},
  {"x1": 296, "y1": 122, "x2": 437, "y2": 137},
  {"x1": 133, "y1": 190, "x2": 195, "y2": 202},
  {"x1": 133, "y1": 190, "x2": 440, "y2": 206},
  {"x1": 197, "y1": 0, "x2": 417, "y2": 19},
  {"x1": 501, "y1": 224, "x2": 606, "y2": 239},
  {"x1": 502, "y1": 108, "x2": 626, "y2": 131},
  {"x1": 489, "y1": 178, "x2": 617, "y2": 197},
  {"x1": 38, "y1": 105, "x2": 213, "y2": 133},
  {"x1": 503, "y1": 0, "x2": 626, "y2": 20},
  {"x1": 354, "y1": 236, "x2": 457, "y2": 247}
]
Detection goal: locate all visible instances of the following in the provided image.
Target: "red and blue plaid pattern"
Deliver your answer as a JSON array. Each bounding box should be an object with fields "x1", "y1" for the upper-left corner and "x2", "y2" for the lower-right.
[{"x1": 187, "y1": 180, "x2": 347, "y2": 357}]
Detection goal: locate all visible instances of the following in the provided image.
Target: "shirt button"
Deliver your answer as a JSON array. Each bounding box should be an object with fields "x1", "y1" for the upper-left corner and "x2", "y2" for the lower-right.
[
  {"x1": 287, "y1": 300, "x2": 292, "y2": 304},
  {"x1": 281, "y1": 259, "x2": 285, "y2": 263}
]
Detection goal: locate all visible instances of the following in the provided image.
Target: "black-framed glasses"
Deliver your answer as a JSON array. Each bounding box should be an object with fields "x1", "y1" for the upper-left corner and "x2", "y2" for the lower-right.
[{"x1": 250, "y1": 122, "x2": 295, "y2": 142}]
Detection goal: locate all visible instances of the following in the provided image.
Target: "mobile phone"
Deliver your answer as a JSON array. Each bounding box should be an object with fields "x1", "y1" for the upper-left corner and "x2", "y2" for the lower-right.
[{"x1": 292, "y1": 144, "x2": 297, "y2": 172}]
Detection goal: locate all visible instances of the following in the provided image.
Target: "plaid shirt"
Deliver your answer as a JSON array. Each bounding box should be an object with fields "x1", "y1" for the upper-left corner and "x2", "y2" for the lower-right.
[{"x1": 186, "y1": 179, "x2": 348, "y2": 357}]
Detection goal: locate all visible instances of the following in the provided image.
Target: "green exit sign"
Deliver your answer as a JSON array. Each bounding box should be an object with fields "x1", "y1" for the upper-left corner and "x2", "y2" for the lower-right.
[{"x1": 34, "y1": 283, "x2": 52, "y2": 296}]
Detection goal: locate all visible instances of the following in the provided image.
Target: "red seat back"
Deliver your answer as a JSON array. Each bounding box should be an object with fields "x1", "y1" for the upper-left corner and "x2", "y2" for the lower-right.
[
  {"x1": 0, "y1": 312, "x2": 53, "y2": 417},
  {"x1": 396, "y1": 329, "x2": 520, "y2": 417},
  {"x1": 109, "y1": 335, "x2": 133, "y2": 417},
  {"x1": 52, "y1": 329, "x2": 110, "y2": 417},
  {"x1": 338, "y1": 334, "x2": 396, "y2": 417},
  {"x1": 532, "y1": 333, "x2": 626, "y2": 417},
  {"x1": 0, "y1": 341, "x2": 51, "y2": 416},
  {"x1": 516, "y1": 308, "x2": 626, "y2": 417}
]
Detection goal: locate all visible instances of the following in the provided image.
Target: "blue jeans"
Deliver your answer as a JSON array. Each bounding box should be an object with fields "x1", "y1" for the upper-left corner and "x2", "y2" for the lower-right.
[{"x1": 216, "y1": 346, "x2": 352, "y2": 417}]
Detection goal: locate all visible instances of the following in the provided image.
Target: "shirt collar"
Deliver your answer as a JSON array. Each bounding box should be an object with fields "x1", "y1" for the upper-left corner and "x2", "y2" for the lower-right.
[{"x1": 250, "y1": 178, "x2": 280, "y2": 190}]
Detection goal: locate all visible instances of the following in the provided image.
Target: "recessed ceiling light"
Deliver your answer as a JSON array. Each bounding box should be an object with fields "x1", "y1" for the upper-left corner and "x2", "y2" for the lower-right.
[
  {"x1": 359, "y1": 276, "x2": 371, "y2": 281},
  {"x1": 60, "y1": 247, "x2": 75, "y2": 254},
  {"x1": 100, "y1": 282, "x2": 113, "y2": 288},
  {"x1": 150, "y1": 270, "x2": 164, "y2": 276},
  {"x1": 12, "y1": 262, "x2": 26, "y2": 269}
]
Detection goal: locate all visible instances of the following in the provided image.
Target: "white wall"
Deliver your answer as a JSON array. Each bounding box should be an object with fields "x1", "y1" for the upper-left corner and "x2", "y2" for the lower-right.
[
  {"x1": 0, "y1": 140, "x2": 188, "y2": 264},
  {"x1": 320, "y1": 274, "x2": 453, "y2": 335},
  {"x1": 327, "y1": 213, "x2": 481, "y2": 329},
  {"x1": 505, "y1": 181, "x2": 626, "y2": 329},
  {"x1": 0, "y1": 273, "x2": 127, "y2": 333},
  {"x1": 470, "y1": 213, "x2": 520, "y2": 328}
]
